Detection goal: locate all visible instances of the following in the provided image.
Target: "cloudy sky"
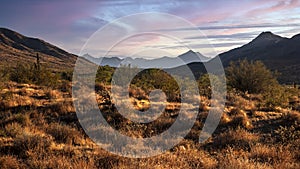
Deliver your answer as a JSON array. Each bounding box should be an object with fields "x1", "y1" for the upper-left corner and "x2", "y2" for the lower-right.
[{"x1": 1, "y1": 0, "x2": 300, "y2": 58}]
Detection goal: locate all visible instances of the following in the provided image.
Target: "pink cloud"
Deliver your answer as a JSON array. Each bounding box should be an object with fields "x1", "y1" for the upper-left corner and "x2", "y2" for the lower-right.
[{"x1": 246, "y1": 0, "x2": 300, "y2": 17}]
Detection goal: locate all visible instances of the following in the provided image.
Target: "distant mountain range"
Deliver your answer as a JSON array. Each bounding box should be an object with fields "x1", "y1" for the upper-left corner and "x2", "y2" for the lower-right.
[
  {"x1": 0, "y1": 27, "x2": 299, "y2": 83},
  {"x1": 83, "y1": 50, "x2": 210, "y2": 68}
]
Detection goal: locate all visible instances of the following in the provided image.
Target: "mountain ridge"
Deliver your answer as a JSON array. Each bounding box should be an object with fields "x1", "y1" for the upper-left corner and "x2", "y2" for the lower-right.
[
  {"x1": 84, "y1": 49, "x2": 210, "y2": 69},
  {"x1": 1, "y1": 27, "x2": 300, "y2": 83},
  {"x1": 0, "y1": 27, "x2": 77, "y2": 70}
]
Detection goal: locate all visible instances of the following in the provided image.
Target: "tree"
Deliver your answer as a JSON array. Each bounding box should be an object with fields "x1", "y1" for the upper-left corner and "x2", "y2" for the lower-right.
[{"x1": 226, "y1": 59, "x2": 279, "y2": 94}]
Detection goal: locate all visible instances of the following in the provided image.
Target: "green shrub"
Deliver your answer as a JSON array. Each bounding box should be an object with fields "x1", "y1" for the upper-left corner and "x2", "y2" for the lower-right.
[
  {"x1": 260, "y1": 85, "x2": 289, "y2": 108},
  {"x1": 9, "y1": 63, "x2": 34, "y2": 84},
  {"x1": 96, "y1": 65, "x2": 114, "y2": 84},
  {"x1": 61, "y1": 70, "x2": 73, "y2": 81},
  {"x1": 198, "y1": 73, "x2": 225, "y2": 98},
  {"x1": 226, "y1": 59, "x2": 279, "y2": 94},
  {"x1": 9, "y1": 63, "x2": 59, "y2": 87},
  {"x1": 130, "y1": 68, "x2": 180, "y2": 102}
]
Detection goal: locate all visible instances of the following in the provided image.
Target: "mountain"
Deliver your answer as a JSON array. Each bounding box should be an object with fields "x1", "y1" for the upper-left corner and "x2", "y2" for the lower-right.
[
  {"x1": 1, "y1": 27, "x2": 300, "y2": 84},
  {"x1": 218, "y1": 31, "x2": 300, "y2": 83},
  {"x1": 178, "y1": 50, "x2": 210, "y2": 62},
  {"x1": 219, "y1": 31, "x2": 288, "y2": 65},
  {"x1": 0, "y1": 28, "x2": 77, "y2": 70},
  {"x1": 84, "y1": 50, "x2": 210, "y2": 69},
  {"x1": 182, "y1": 31, "x2": 300, "y2": 84}
]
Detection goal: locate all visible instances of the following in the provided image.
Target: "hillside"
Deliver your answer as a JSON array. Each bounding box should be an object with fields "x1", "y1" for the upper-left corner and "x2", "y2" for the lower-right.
[
  {"x1": 219, "y1": 31, "x2": 300, "y2": 83},
  {"x1": 1, "y1": 28, "x2": 300, "y2": 84},
  {"x1": 0, "y1": 28, "x2": 77, "y2": 71},
  {"x1": 179, "y1": 32, "x2": 300, "y2": 84}
]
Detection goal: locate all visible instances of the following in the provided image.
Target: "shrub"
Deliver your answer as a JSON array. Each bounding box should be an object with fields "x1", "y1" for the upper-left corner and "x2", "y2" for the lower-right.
[
  {"x1": 198, "y1": 73, "x2": 225, "y2": 98},
  {"x1": 9, "y1": 63, "x2": 34, "y2": 84},
  {"x1": 0, "y1": 155, "x2": 24, "y2": 169},
  {"x1": 13, "y1": 132, "x2": 52, "y2": 158},
  {"x1": 46, "y1": 123, "x2": 83, "y2": 145},
  {"x1": 130, "y1": 68, "x2": 180, "y2": 102},
  {"x1": 96, "y1": 65, "x2": 114, "y2": 84},
  {"x1": 13, "y1": 113, "x2": 31, "y2": 127},
  {"x1": 9, "y1": 54, "x2": 60, "y2": 87},
  {"x1": 260, "y1": 85, "x2": 289, "y2": 108},
  {"x1": 274, "y1": 123, "x2": 300, "y2": 144},
  {"x1": 61, "y1": 70, "x2": 73, "y2": 81},
  {"x1": 0, "y1": 65, "x2": 9, "y2": 84},
  {"x1": 213, "y1": 127, "x2": 259, "y2": 149},
  {"x1": 249, "y1": 144, "x2": 295, "y2": 164},
  {"x1": 5, "y1": 122, "x2": 23, "y2": 137},
  {"x1": 226, "y1": 59, "x2": 279, "y2": 94}
]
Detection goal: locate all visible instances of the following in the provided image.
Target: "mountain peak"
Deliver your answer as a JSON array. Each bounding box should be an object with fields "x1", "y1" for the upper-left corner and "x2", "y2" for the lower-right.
[
  {"x1": 184, "y1": 49, "x2": 196, "y2": 54},
  {"x1": 291, "y1": 33, "x2": 300, "y2": 40},
  {"x1": 258, "y1": 31, "x2": 275, "y2": 36},
  {"x1": 249, "y1": 31, "x2": 284, "y2": 46},
  {"x1": 254, "y1": 31, "x2": 283, "y2": 41},
  {"x1": 178, "y1": 50, "x2": 210, "y2": 62}
]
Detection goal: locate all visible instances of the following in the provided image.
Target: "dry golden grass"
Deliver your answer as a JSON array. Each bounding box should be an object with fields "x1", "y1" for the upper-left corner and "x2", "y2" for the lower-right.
[
  {"x1": 213, "y1": 127, "x2": 259, "y2": 149},
  {"x1": 249, "y1": 144, "x2": 295, "y2": 164},
  {"x1": 46, "y1": 123, "x2": 85, "y2": 145},
  {"x1": 284, "y1": 111, "x2": 300, "y2": 123},
  {"x1": 0, "y1": 155, "x2": 24, "y2": 169},
  {"x1": 0, "y1": 82, "x2": 300, "y2": 168}
]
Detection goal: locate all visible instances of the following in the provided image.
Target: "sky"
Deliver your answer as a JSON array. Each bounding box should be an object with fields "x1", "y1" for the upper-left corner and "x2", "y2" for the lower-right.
[{"x1": 1, "y1": 0, "x2": 300, "y2": 58}]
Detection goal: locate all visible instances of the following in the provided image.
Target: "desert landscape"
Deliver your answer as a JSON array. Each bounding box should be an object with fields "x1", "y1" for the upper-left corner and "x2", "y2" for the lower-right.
[
  {"x1": 1, "y1": 1, "x2": 300, "y2": 168},
  {"x1": 0, "y1": 27, "x2": 299, "y2": 168}
]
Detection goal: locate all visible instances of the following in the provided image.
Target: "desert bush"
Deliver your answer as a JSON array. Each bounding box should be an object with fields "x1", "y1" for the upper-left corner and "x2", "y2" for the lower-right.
[
  {"x1": 284, "y1": 111, "x2": 300, "y2": 123},
  {"x1": 218, "y1": 148, "x2": 272, "y2": 169},
  {"x1": 13, "y1": 132, "x2": 52, "y2": 158},
  {"x1": 130, "y1": 68, "x2": 180, "y2": 102},
  {"x1": 226, "y1": 59, "x2": 290, "y2": 109},
  {"x1": 9, "y1": 62, "x2": 60, "y2": 87},
  {"x1": 274, "y1": 123, "x2": 300, "y2": 144},
  {"x1": 46, "y1": 123, "x2": 83, "y2": 145},
  {"x1": 228, "y1": 114, "x2": 253, "y2": 129},
  {"x1": 213, "y1": 127, "x2": 259, "y2": 149},
  {"x1": 13, "y1": 113, "x2": 31, "y2": 127},
  {"x1": 0, "y1": 155, "x2": 24, "y2": 169},
  {"x1": 96, "y1": 65, "x2": 114, "y2": 84},
  {"x1": 45, "y1": 88, "x2": 62, "y2": 99},
  {"x1": 50, "y1": 101, "x2": 75, "y2": 116},
  {"x1": 61, "y1": 70, "x2": 73, "y2": 81},
  {"x1": 260, "y1": 85, "x2": 290, "y2": 109},
  {"x1": 0, "y1": 65, "x2": 9, "y2": 85},
  {"x1": 198, "y1": 73, "x2": 225, "y2": 98},
  {"x1": 226, "y1": 59, "x2": 279, "y2": 94},
  {"x1": 59, "y1": 80, "x2": 72, "y2": 93},
  {"x1": 9, "y1": 63, "x2": 33, "y2": 84},
  {"x1": 5, "y1": 122, "x2": 23, "y2": 137},
  {"x1": 249, "y1": 144, "x2": 295, "y2": 165}
]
